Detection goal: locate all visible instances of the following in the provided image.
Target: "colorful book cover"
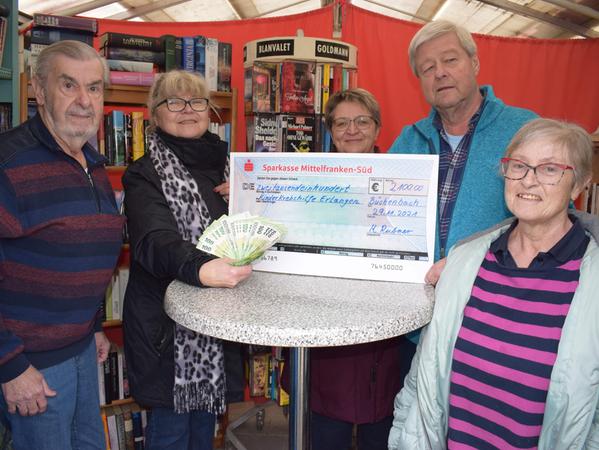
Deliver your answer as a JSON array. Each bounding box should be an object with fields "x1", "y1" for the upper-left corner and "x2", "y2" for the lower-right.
[
  {"x1": 280, "y1": 61, "x2": 315, "y2": 114},
  {"x1": 250, "y1": 62, "x2": 278, "y2": 113},
  {"x1": 161, "y1": 34, "x2": 177, "y2": 71},
  {"x1": 252, "y1": 114, "x2": 279, "y2": 152},
  {"x1": 281, "y1": 114, "x2": 316, "y2": 152}
]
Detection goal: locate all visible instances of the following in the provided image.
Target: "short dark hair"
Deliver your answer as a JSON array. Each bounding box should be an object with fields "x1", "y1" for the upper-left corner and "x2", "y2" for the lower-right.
[{"x1": 324, "y1": 88, "x2": 382, "y2": 131}]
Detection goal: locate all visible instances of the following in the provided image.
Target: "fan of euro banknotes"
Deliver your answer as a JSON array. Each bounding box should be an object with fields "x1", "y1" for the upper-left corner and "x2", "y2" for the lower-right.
[{"x1": 196, "y1": 213, "x2": 287, "y2": 266}]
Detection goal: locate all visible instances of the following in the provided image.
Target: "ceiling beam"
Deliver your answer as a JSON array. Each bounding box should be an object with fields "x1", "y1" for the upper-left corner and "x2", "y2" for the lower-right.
[
  {"x1": 363, "y1": 0, "x2": 429, "y2": 22},
  {"x1": 54, "y1": 0, "x2": 117, "y2": 16},
  {"x1": 475, "y1": 0, "x2": 598, "y2": 37},
  {"x1": 253, "y1": 0, "x2": 311, "y2": 18},
  {"x1": 414, "y1": 0, "x2": 447, "y2": 21},
  {"x1": 223, "y1": 0, "x2": 246, "y2": 19},
  {"x1": 541, "y1": 0, "x2": 599, "y2": 20},
  {"x1": 106, "y1": 0, "x2": 189, "y2": 20}
]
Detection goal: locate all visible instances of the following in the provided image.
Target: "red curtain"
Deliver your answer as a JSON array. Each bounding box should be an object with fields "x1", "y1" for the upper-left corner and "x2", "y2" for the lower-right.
[
  {"x1": 342, "y1": 4, "x2": 599, "y2": 150},
  {"x1": 98, "y1": 2, "x2": 599, "y2": 151}
]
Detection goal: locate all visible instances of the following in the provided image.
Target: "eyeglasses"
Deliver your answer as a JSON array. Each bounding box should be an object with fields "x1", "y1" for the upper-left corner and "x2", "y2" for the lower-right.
[
  {"x1": 500, "y1": 157, "x2": 574, "y2": 185},
  {"x1": 331, "y1": 115, "x2": 376, "y2": 132},
  {"x1": 156, "y1": 97, "x2": 209, "y2": 112}
]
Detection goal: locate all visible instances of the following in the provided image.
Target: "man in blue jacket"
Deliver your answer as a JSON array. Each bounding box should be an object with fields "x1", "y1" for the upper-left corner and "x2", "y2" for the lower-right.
[
  {"x1": 389, "y1": 20, "x2": 537, "y2": 272},
  {"x1": 388, "y1": 20, "x2": 537, "y2": 393},
  {"x1": 0, "y1": 41, "x2": 122, "y2": 449}
]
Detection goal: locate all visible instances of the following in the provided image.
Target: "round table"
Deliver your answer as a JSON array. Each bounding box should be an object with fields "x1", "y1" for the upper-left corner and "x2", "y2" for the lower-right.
[{"x1": 165, "y1": 271, "x2": 435, "y2": 450}]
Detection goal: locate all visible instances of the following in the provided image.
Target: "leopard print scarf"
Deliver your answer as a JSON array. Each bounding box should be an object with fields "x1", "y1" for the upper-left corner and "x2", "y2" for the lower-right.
[{"x1": 147, "y1": 131, "x2": 226, "y2": 415}]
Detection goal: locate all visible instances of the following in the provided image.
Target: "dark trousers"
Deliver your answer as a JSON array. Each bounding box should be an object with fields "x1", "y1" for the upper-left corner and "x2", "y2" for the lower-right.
[{"x1": 311, "y1": 412, "x2": 393, "y2": 450}]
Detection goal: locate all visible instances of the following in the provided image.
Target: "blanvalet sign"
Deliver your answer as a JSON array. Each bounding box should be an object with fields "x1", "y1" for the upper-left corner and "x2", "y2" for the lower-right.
[{"x1": 244, "y1": 35, "x2": 357, "y2": 68}]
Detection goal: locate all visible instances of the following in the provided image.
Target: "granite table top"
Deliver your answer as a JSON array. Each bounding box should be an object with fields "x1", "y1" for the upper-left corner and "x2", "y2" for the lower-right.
[{"x1": 165, "y1": 271, "x2": 435, "y2": 348}]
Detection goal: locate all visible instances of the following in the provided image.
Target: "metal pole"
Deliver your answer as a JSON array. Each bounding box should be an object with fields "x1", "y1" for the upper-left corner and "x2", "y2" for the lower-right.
[{"x1": 289, "y1": 347, "x2": 310, "y2": 450}]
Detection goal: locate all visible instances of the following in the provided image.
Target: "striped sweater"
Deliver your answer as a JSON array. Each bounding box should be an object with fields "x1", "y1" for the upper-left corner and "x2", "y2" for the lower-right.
[
  {"x1": 447, "y1": 218, "x2": 588, "y2": 449},
  {"x1": 0, "y1": 114, "x2": 123, "y2": 382}
]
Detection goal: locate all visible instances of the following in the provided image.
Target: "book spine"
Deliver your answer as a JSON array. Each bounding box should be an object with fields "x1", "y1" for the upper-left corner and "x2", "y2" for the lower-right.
[
  {"x1": 109, "y1": 71, "x2": 155, "y2": 87},
  {"x1": 217, "y1": 42, "x2": 232, "y2": 92},
  {"x1": 107, "y1": 59, "x2": 154, "y2": 73},
  {"x1": 112, "y1": 110, "x2": 126, "y2": 167},
  {"x1": 100, "y1": 32, "x2": 163, "y2": 52},
  {"x1": 33, "y1": 13, "x2": 98, "y2": 34},
  {"x1": 182, "y1": 37, "x2": 195, "y2": 72},
  {"x1": 31, "y1": 27, "x2": 94, "y2": 46},
  {"x1": 205, "y1": 38, "x2": 219, "y2": 91},
  {"x1": 162, "y1": 34, "x2": 176, "y2": 71},
  {"x1": 194, "y1": 36, "x2": 206, "y2": 76},
  {"x1": 131, "y1": 112, "x2": 145, "y2": 161},
  {"x1": 102, "y1": 47, "x2": 164, "y2": 65},
  {"x1": 175, "y1": 37, "x2": 183, "y2": 70}
]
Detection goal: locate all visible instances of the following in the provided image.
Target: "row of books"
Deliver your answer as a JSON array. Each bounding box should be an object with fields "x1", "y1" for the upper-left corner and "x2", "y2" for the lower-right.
[
  {"x1": 26, "y1": 13, "x2": 98, "y2": 73},
  {"x1": 102, "y1": 402, "x2": 147, "y2": 450},
  {"x1": 98, "y1": 110, "x2": 147, "y2": 166},
  {"x1": 248, "y1": 348, "x2": 289, "y2": 407},
  {"x1": 246, "y1": 113, "x2": 333, "y2": 153},
  {"x1": 244, "y1": 60, "x2": 358, "y2": 115},
  {"x1": 0, "y1": 103, "x2": 11, "y2": 133},
  {"x1": 96, "y1": 109, "x2": 232, "y2": 166},
  {"x1": 0, "y1": 14, "x2": 8, "y2": 67},
  {"x1": 104, "y1": 265, "x2": 129, "y2": 322},
  {"x1": 581, "y1": 183, "x2": 599, "y2": 216},
  {"x1": 100, "y1": 32, "x2": 232, "y2": 91},
  {"x1": 98, "y1": 345, "x2": 130, "y2": 406}
]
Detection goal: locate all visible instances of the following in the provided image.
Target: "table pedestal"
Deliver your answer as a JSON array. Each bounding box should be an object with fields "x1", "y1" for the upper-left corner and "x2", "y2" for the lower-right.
[{"x1": 289, "y1": 347, "x2": 310, "y2": 450}]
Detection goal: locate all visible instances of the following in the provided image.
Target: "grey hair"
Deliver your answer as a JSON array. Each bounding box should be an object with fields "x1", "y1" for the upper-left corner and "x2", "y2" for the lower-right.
[
  {"x1": 146, "y1": 70, "x2": 213, "y2": 132},
  {"x1": 34, "y1": 40, "x2": 109, "y2": 87},
  {"x1": 408, "y1": 20, "x2": 477, "y2": 77},
  {"x1": 505, "y1": 118, "x2": 594, "y2": 188}
]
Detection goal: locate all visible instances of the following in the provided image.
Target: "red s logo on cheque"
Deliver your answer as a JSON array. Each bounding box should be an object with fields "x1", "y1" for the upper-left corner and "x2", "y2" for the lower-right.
[{"x1": 244, "y1": 159, "x2": 254, "y2": 171}]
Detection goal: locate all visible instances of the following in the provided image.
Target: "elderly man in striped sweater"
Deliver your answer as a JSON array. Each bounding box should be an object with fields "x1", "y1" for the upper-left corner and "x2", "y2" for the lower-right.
[{"x1": 0, "y1": 41, "x2": 122, "y2": 450}]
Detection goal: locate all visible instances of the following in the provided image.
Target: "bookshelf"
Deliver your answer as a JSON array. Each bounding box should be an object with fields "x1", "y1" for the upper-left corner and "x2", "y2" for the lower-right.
[
  {"x1": 0, "y1": 0, "x2": 19, "y2": 129},
  {"x1": 592, "y1": 134, "x2": 598, "y2": 185}
]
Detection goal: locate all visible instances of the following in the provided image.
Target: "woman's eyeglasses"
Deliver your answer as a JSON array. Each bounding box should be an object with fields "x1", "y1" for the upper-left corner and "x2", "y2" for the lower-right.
[
  {"x1": 157, "y1": 97, "x2": 209, "y2": 112},
  {"x1": 500, "y1": 157, "x2": 574, "y2": 185},
  {"x1": 331, "y1": 115, "x2": 376, "y2": 132}
]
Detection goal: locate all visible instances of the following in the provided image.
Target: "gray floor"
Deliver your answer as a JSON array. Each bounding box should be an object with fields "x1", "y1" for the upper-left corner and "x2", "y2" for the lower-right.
[{"x1": 217, "y1": 401, "x2": 289, "y2": 450}]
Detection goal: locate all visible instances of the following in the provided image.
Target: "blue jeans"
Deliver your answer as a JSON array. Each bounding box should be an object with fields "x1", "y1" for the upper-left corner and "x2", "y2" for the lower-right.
[
  {"x1": 145, "y1": 407, "x2": 216, "y2": 450},
  {"x1": 311, "y1": 412, "x2": 393, "y2": 450},
  {"x1": 0, "y1": 337, "x2": 105, "y2": 450}
]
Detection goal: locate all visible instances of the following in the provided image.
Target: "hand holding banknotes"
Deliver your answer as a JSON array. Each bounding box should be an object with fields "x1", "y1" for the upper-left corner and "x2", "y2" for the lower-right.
[
  {"x1": 199, "y1": 258, "x2": 252, "y2": 287},
  {"x1": 196, "y1": 213, "x2": 287, "y2": 266}
]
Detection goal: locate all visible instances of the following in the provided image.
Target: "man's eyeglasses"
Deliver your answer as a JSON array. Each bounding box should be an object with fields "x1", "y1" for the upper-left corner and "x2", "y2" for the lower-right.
[
  {"x1": 156, "y1": 97, "x2": 209, "y2": 112},
  {"x1": 500, "y1": 157, "x2": 574, "y2": 185},
  {"x1": 331, "y1": 115, "x2": 376, "y2": 132}
]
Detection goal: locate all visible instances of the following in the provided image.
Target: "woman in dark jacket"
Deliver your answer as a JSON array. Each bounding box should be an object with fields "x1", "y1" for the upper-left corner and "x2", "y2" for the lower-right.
[
  {"x1": 122, "y1": 70, "x2": 251, "y2": 450},
  {"x1": 309, "y1": 89, "x2": 401, "y2": 450}
]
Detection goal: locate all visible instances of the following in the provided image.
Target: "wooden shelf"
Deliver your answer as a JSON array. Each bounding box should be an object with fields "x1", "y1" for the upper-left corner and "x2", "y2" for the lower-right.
[{"x1": 101, "y1": 397, "x2": 134, "y2": 409}]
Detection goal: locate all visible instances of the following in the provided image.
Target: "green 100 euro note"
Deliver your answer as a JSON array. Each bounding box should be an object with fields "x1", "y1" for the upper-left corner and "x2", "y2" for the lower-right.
[{"x1": 196, "y1": 213, "x2": 287, "y2": 266}]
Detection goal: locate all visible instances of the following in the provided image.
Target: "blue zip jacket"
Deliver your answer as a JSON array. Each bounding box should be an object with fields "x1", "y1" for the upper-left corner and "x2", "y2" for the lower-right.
[{"x1": 388, "y1": 85, "x2": 538, "y2": 260}]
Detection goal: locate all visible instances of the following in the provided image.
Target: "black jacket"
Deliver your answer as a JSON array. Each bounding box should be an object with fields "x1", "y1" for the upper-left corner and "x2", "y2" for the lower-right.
[{"x1": 122, "y1": 130, "x2": 243, "y2": 409}]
